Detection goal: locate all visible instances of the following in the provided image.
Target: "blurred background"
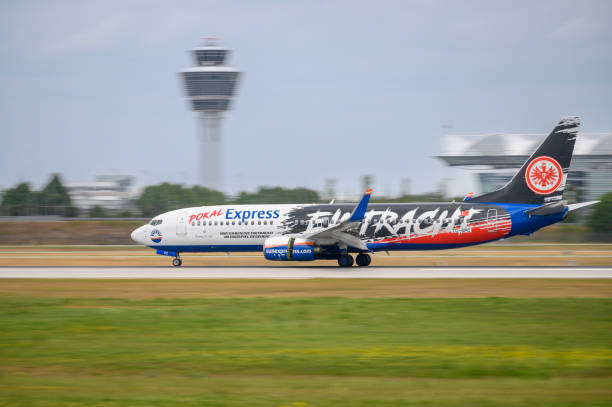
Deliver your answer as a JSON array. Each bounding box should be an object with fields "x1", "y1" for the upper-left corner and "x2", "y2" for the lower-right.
[
  {"x1": 1, "y1": 4, "x2": 612, "y2": 406},
  {"x1": 1, "y1": 0, "x2": 612, "y2": 245}
]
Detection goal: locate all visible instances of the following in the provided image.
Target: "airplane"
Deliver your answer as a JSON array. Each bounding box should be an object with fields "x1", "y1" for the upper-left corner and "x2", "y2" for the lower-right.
[{"x1": 131, "y1": 116, "x2": 599, "y2": 267}]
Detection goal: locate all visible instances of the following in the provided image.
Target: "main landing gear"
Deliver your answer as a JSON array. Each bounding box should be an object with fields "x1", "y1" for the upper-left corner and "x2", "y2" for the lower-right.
[
  {"x1": 355, "y1": 253, "x2": 371, "y2": 267},
  {"x1": 337, "y1": 253, "x2": 371, "y2": 267},
  {"x1": 172, "y1": 257, "x2": 182, "y2": 267},
  {"x1": 337, "y1": 254, "x2": 354, "y2": 267}
]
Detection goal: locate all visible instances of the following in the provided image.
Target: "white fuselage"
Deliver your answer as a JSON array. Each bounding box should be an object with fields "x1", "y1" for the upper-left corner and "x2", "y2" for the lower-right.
[
  {"x1": 130, "y1": 201, "x2": 518, "y2": 253},
  {"x1": 132, "y1": 204, "x2": 324, "y2": 251}
]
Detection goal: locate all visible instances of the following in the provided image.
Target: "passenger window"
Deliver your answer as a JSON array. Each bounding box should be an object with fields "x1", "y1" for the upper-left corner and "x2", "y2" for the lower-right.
[
  {"x1": 197, "y1": 221, "x2": 200, "y2": 226},
  {"x1": 232, "y1": 221, "x2": 235, "y2": 225},
  {"x1": 258, "y1": 221, "x2": 261, "y2": 225},
  {"x1": 191, "y1": 221, "x2": 195, "y2": 226},
  {"x1": 251, "y1": 221, "x2": 255, "y2": 225},
  {"x1": 263, "y1": 221, "x2": 267, "y2": 225}
]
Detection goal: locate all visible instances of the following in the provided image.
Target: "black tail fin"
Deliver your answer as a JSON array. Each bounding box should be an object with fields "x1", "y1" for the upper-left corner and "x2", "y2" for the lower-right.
[{"x1": 471, "y1": 116, "x2": 579, "y2": 205}]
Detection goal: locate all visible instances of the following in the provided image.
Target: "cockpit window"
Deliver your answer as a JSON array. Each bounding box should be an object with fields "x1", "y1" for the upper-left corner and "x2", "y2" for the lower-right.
[{"x1": 149, "y1": 219, "x2": 163, "y2": 226}]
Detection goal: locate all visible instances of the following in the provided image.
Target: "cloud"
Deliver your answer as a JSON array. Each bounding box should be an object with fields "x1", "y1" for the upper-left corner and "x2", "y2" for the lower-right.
[
  {"x1": 0, "y1": 1, "x2": 202, "y2": 57},
  {"x1": 550, "y1": 16, "x2": 605, "y2": 42}
]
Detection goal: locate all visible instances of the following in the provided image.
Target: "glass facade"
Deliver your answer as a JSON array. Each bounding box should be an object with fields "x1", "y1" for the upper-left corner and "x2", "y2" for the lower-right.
[
  {"x1": 194, "y1": 50, "x2": 227, "y2": 66},
  {"x1": 181, "y1": 44, "x2": 240, "y2": 113},
  {"x1": 183, "y1": 72, "x2": 238, "y2": 97},
  {"x1": 190, "y1": 99, "x2": 230, "y2": 111}
]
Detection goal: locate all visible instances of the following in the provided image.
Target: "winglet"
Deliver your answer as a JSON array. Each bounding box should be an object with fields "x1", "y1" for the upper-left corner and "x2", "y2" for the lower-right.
[{"x1": 348, "y1": 189, "x2": 372, "y2": 222}]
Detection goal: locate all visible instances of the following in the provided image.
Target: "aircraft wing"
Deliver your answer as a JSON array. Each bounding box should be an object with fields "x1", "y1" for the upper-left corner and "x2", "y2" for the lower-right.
[{"x1": 298, "y1": 189, "x2": 372, "y2": 251}]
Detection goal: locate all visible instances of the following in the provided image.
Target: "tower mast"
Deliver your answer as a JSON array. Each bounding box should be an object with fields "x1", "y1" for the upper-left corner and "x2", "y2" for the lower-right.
[{"x1": 180, "y1": 38, "x2": 241, "y2": 190}]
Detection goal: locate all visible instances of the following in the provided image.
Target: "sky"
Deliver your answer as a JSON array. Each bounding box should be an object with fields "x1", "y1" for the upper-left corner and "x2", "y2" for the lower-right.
[{"x1": 1, "y1": 0, "x2": 611, "y2": 198}]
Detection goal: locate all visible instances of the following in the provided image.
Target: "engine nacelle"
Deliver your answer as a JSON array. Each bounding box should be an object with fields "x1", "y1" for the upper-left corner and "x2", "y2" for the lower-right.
[{"x1": 263, "y1": 236, "x2": 316, "y2": 261}]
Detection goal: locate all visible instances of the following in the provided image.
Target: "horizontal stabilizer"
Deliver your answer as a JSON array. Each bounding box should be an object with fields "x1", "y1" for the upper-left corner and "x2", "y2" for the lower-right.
[
  {"x1": 567, "y1": 201, "x2": 599, "y2": 211},
  {"x1": 525, "y1": 201, "x2": 566, "y2": 216}
]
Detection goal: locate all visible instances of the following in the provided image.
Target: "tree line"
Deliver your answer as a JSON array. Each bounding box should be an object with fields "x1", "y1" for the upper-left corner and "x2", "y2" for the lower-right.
[
  {"x1": 0, "y1": 177, "x2": 459, "y2": 219},
  {"x1": 0, "y1": 175, "x2": 79, "y2": 217},
  {"x1": 0, "y1": 176, "x2": 324, "y2": 218},
  {"x1": 2, "y1": 175, "x2": 611, "y2": 234},
  {"x1": 137, "y1": 184, "x2": 320, "y2": 217}
]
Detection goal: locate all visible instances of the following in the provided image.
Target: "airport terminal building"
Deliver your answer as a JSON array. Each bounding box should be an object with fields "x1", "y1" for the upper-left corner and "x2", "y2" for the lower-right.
[{"x1": 438, "y1": 132, "x2": 612, "y2": 201}]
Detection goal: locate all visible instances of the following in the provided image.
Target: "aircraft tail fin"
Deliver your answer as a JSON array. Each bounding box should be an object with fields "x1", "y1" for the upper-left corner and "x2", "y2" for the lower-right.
[{"x1": 471, "y1": 116, "x2": 579, "y2": 205}]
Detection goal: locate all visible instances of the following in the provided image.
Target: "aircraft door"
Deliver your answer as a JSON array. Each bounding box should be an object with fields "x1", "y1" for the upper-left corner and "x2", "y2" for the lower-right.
[
  {"x1": 486, "y1": 209, "x2": 498, "y2": 233},
  {"x1": 176, "y1": 212, "x2": 187, "y2": 236}
]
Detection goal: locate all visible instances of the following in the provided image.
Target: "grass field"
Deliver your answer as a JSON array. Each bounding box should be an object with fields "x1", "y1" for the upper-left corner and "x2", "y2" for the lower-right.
[{"x1": 1, "y1": 280, "x2": 612, "y2": 406}]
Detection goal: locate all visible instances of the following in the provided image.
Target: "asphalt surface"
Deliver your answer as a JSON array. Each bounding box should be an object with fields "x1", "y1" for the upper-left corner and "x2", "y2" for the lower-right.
[{"x1": 1, "y1": 267, "x2": 611, "y2": 278}]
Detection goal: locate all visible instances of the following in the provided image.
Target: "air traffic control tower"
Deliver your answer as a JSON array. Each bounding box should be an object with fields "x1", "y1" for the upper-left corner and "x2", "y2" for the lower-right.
[{"x1": 180, "y1": 39, "x2": 241, "y2": 191}]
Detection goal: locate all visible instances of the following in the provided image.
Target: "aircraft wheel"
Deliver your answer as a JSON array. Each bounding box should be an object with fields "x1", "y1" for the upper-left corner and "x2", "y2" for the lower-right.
[
  {"x1": 172, "y1": 258, "x2": 182, "y2": 267},
  {"x1": 337, "y1": 254, "x2": 354, "y2": 267},
  {"x1": 356, "y1": 253, "x2": 371, "y2": 267}
]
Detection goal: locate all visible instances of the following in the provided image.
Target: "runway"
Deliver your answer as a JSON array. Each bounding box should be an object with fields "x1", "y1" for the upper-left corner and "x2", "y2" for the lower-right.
[{"x1": 1, "y1": 266, "x2": 611, "y2": 279}]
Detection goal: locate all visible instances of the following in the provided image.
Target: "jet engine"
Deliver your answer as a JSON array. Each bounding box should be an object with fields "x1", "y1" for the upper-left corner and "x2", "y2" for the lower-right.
[{"x1": 263, "y1": 236, "x2": 316, "y2": 261}]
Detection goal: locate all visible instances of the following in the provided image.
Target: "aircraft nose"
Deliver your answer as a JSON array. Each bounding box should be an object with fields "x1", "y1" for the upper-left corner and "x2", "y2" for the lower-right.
[{"x1": 131, "y1": 226, "x2": 144, "y2": 244}]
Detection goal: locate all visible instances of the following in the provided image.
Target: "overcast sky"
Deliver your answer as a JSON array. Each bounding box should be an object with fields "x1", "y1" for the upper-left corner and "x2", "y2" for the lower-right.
[{"x1": 1, "y1": 0, "x2": 611, "y2": 197}]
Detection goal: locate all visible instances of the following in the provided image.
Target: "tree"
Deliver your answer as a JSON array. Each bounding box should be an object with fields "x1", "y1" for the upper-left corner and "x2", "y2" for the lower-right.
[
  {"x1": 89, "y1": 205, "x2": 107, "y2": 218},
  {"x1": 137, "y1": 183, "x2": 226, "y2": 218},
  {"x1": 233, "y1": 187, "x2": 320, "y2": 204},
  {"x1": 587, "y1": 192, "x2": 612, "y2": 232},
  {"x1": 0, "y1": 183, "x2": 39, "y2": 216},
  {"x1": 39, "y1": 174, "x2": 75, "y2": 216},
  {"x1": 371, "y1": 192, "x2": 447, "y2": 203}
]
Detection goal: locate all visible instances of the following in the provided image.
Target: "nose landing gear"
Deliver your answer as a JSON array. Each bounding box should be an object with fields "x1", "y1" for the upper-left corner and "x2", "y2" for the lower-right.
[{"x1": 155, "y1": 249, "x2": 182, "y2": 267}]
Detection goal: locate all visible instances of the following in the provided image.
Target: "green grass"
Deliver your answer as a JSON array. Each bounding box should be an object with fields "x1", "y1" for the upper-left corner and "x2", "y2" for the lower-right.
[{"x1": 1, "y1": 297, "x2": 611, "y2": 406}]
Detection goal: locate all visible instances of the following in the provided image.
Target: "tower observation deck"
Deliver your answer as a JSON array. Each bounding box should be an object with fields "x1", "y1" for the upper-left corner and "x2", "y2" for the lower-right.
[{"x1": 180, "y1": 39, "x2": 241, "y2": 190}]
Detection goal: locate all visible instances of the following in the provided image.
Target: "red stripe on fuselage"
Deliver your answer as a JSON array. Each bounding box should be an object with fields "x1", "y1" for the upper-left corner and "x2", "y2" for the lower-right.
[{"x1": 374, "y1": 219, "x2": 511, "y2": 245}]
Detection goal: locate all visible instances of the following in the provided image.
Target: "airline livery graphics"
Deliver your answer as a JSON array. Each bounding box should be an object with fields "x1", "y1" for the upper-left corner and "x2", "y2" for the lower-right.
[
  {"x1": 278, "y1": 204, "x2": 511, "y2": 244},
  {"x1": 525, "y1": 156, "x2": 563, "y2": 194},
  {"x1": 150, "y1": 229, "x2": 162, "y2": 243},
  {"x1": 130, "y1": 116, "x2": 599, "y2": 267},
  {"x1": 188, "y1": 209, "x2": 224, "y2": 223}
]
